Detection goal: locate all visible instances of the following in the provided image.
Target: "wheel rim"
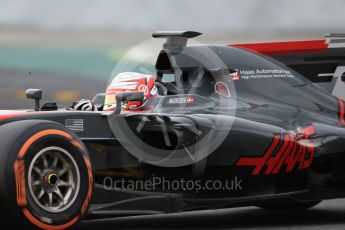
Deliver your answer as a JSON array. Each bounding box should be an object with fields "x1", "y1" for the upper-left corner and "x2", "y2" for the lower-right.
[{"x1": 28, "y1": 146, "x2": 80, "y2": 213}]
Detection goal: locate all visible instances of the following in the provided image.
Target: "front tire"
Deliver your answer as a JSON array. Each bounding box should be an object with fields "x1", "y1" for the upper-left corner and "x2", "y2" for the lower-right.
[{"x1": 0, "y1": 120, "x2": 93, "y2": 229}]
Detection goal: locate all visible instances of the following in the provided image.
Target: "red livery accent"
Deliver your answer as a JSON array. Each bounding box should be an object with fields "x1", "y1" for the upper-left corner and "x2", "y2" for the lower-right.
[
  {"x1": 338, "y1": 98, "x2": 345, "y2": 126},
  {"x1": 0, "y1": 111, "x2": 28, "y2": 121},
  {"x1": 0, "y1": 111, "x2": 52, "y2": 122},
  {"x1": 265, "y1": 133, "x2": 291, "y2": 174},
  {"x1": 230, "y1": 71, "x2": 240, "y2": 80},
  {"x1": 230, "y1": 40, "x2": 328, "y2": 55},
  {"x1": 237, "y1": 134, "x2": 280, "y2": 175},
  {"x1": 236, "y1": 125, "x2": 316, "y2": 175},
  {"x1": 186, "y1": 96, "x2": 195, "y2": 104},
  {"x1": 302, "y1": 125, "x2": 317, "y2": 138}
]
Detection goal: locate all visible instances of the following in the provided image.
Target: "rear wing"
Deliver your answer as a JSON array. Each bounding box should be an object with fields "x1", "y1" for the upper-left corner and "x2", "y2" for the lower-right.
[{"x1": 229, "y1": 34, "x2": 345, "y2": 99}]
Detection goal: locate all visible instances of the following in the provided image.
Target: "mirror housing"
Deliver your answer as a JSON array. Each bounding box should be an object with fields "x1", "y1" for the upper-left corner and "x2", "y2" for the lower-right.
[
  {"x1": 114, "y1": 92, "x2": 144, "y2": 114},
  {"x1": 26, "y1": 89, "x2": 42, "y2": 100},
  {"x1": 26, "y1": 89, "x2": 42, "y2": 111}
]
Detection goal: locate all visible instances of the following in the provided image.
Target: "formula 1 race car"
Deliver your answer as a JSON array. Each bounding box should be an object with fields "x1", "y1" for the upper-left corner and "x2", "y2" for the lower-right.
[{"x1": 1, "y1": 31, "x2": 345, "y2": 229}]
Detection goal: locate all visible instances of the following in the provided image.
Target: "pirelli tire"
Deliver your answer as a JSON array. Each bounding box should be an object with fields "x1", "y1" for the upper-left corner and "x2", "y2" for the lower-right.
[{"x1": 0, "y1": 120, "x2": 93, "y2": 230}]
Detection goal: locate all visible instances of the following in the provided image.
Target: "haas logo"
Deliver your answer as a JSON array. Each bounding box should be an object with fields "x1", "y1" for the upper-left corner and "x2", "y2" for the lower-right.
[
  {"x1": 236, "y1": 125, "x2": 316, "y2": 175},
  {"x1": 138, "y1": 84, "x2": 149, "y2": 95}
]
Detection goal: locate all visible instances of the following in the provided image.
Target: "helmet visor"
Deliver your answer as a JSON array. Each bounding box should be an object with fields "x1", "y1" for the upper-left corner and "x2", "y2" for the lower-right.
[{"x1": 104, "y1": 93, "x2": 116, "y2": 106}]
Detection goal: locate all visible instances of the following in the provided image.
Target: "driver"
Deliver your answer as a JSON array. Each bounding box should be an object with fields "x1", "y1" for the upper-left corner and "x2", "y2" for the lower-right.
[{"x1": 103, "y1": 72, "x2": 157, "y2": 112}]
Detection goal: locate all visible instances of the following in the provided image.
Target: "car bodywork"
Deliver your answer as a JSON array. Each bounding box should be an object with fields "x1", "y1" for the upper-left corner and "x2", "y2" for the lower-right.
[{"x1": 2, "y1": 31, "x2": 345, "y2": 218}]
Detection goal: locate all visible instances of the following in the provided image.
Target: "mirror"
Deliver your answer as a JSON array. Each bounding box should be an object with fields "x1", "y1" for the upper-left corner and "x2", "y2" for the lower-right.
[
  {"x1": 26, "y1": 89, "x2": 42, "y2": 100},
  {"x1": 114, "y1": 92, "x2": 144, "y2": 114},
  {"x1": 26, "y1": 89, "x2": 42, "y2": 111}
]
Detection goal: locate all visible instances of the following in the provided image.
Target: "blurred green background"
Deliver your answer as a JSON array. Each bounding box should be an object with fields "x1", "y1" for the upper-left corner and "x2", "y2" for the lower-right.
[{"x1": 0, "y1": 0, "x2": 344, "y2": 109}]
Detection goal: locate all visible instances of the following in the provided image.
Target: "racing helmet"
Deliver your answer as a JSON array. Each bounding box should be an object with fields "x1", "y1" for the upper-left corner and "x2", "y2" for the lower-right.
[
  {"x1": 104, "y1": 72, "x2": 157, "y2": 111},
  {"x1": 73, "y1": 99, "x2": 98, "y2": 111}
]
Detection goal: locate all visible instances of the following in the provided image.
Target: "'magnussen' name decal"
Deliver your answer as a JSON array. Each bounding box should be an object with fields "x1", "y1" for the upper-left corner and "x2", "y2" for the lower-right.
[{"x1": 168, "y1": 97, "x2": 194, "y2": 105}]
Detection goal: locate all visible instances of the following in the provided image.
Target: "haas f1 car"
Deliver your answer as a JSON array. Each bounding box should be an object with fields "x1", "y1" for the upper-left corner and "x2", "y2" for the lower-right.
[{"x1": 1, "y1": 31, "x2": 345, "y2": 229}]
